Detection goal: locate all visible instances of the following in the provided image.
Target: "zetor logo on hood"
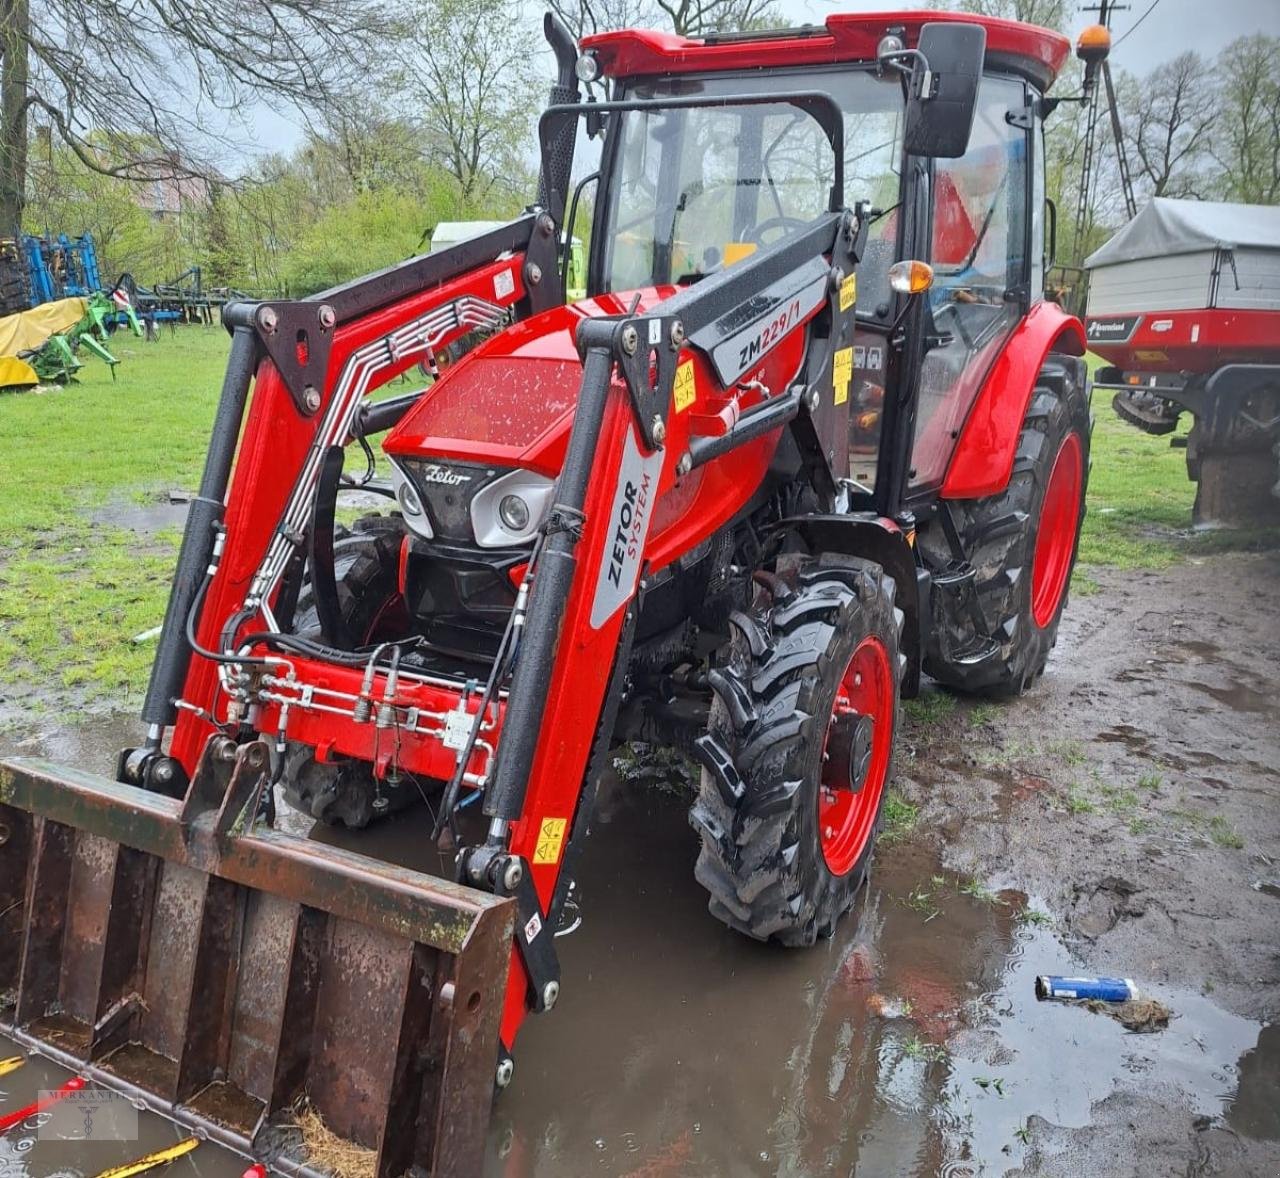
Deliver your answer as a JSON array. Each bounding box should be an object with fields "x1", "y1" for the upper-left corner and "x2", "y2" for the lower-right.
[{"x1": 418, "y1": 463, "x2": 472, "y2": 487}]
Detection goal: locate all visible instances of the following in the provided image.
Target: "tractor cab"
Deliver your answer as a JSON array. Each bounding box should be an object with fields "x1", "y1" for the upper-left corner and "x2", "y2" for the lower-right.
[{"x1": 574, "y1": 13, "x2": 1071, "y2": 511}]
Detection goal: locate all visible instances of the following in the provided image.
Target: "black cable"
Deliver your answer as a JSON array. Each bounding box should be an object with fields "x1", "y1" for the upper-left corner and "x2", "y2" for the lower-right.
[{"x1": 1115, "y1": 0, "x2": 1161, "y2": 47}]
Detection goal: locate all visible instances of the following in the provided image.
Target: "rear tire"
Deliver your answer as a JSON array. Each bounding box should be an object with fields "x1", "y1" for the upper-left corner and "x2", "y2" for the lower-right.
[
  {"x1": 690, "y1": 554, "x2": 903, "y2": 947},
  {"x1": 921, "y1": 356, "x2": 1090, "y2": 696}
]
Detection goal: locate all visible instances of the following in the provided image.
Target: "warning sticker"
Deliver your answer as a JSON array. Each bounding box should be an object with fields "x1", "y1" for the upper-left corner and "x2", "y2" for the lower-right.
[
  {"x1": 494, "y1": 269, "x2": 515, "y2": 300},
  {"x1": 673, "y1": 360, "x2": 696, "y2": 413},
  {"x1": 524, "y1": 912, "x2": 543, "y2": 942},
  {"x1": 839, "y1": 273, "x2": 857, "y2": 312},
  {"x1": 833, "y1": 347, "x2": 853, "y2": 406},
  {"x1": 533, "y1": 817, "x2": 567, "y2": 864}
]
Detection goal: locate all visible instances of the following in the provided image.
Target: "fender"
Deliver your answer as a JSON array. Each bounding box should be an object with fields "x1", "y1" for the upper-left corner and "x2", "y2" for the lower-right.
[
  {"x1": 778, "y1": 513, "x2": 926, "y2": 699},
  {"x1": 941, "y1": 301, "x2": 1086, "y2": 500}
]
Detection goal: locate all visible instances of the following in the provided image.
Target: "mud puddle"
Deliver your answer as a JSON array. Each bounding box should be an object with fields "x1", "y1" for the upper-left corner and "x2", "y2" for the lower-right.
[
  {"x1": 3, "y1": 710, "x2": 1275, "y2": 1178},
  {"x1": 88, "y1": 497, "x2": 190, "y2": 536}
]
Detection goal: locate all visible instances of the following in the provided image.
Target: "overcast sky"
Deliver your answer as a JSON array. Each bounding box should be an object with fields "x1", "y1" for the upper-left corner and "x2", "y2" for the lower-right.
[{"x1": 234, "y1": 0, "x2": 1279, "y2": 168}]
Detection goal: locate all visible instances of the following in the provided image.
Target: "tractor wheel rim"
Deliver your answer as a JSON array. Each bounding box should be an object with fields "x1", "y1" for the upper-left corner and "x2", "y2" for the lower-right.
[
  {"x1": 1031, "y1": 431, "x2": 1083, "y2": 630},
  {"x1": 819, "y1": 635, "x2": 894, "y2": 877}
]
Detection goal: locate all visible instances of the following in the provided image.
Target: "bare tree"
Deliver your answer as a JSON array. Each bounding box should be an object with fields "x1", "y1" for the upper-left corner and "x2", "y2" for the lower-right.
[
  {"x1": 548, "y1": 0, "x2": 660, "y2": 41},
  {"x1": 948, "y1": 0, "x2": 1070, "y2": 26},
  {"x1": 0, "y1": 0, "x2": 398, "y2": 235},
  {"x1": 1212, "y1": 34, "x2": 1280, "y2": 205},
  {"x1": 1116, "y1": 53, "x2": 1217, "y2": 199},
  {"x1": 406, "y1": 0, "x2": 538, "y2": 201},
  {"x1": 654, "y1": 0, "x2": 780, "y2": 37}
]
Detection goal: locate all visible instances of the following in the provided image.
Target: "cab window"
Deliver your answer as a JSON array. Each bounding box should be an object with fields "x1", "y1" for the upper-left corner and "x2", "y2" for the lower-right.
[{"x1": 910, "y1": 75, "x2": 1031, "y2": 489}]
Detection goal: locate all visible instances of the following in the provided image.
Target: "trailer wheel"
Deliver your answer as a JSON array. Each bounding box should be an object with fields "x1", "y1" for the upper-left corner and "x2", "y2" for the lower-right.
[
  {"x1": 922, "y1": 356, "x2": 1091, "y2": 696},
  {"x1": 689, "y1": 555, "x2": 902, "y2": 947},
  {"x1": 286, "y1": 515, "x2": 414, "y2": 828}
]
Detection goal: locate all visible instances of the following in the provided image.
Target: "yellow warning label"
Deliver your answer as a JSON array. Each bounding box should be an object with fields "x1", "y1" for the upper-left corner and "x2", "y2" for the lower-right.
[
  {"x1": 673, "y1": 359, "x2": 697, "y2": 413},
  {"x1": 832, "y1": 347, "x2": 853, "y2": 406},
  {"x1": 533, "y1": 817, "x2": 568, "y2": 864},
  {"x1": 839, "y1": 273, "x2": 857, "y2": 312}
]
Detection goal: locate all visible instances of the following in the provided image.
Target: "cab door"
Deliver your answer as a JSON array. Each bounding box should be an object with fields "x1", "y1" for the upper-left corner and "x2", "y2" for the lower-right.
[{"x1": 909, "y1": 75, "x2": 1035, "y2": 492}]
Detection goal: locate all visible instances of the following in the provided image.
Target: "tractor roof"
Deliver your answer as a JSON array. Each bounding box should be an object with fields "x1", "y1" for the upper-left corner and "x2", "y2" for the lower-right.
[{"x1": 583, "y1": 10, "x2": 1071, "y2": 92}]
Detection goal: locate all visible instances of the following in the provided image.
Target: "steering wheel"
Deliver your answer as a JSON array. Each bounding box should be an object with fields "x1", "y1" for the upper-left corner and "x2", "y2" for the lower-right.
[{"x1": 745, "y1": 216, "x2": 808, "y2": 247}]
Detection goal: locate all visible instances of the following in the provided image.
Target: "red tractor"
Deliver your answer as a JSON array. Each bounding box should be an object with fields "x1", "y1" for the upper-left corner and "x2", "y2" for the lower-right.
[{"x1": 1, "y1": 10, "x2": 1098, "y2": 1174}]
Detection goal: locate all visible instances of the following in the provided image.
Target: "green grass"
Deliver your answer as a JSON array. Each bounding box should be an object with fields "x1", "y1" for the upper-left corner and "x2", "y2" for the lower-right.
[
  {"x1": 902, "y1": 1035, "x2": 948, "y2": 1064},
  {"x1": 903, "y1": 691, "x2": 958, "y2": 726},
  {"x1": 0, "y1": 330, "x2": 230, "y2": 707},
  {"x1": 1078, "y1": 409, "x2": 1193, "y2": 569},
  {"x1": 1017, "y1": 906, "x2": 1053, "y2": 927},
  {"x1": 1209, "y1": 815, "x2": 1245, "y2": 849},
  {"x1": 1078, "y1": 355, "x2": 1280, "y2": 570},
  {"x1": 1065, "y1": 786, "x2": 1096, "y2": 815},
  {"x1": 0, "y1": 330, "x2": 230, "y2": 536},
  {"x1": 881, "y1": 792, "x2": 920, "y2": 845}
]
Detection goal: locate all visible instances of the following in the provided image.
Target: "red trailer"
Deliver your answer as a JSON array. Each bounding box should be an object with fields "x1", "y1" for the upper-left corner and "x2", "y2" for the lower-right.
[{"x1": 1084, "y1": 198, "x2": 1280, "y2": 524}]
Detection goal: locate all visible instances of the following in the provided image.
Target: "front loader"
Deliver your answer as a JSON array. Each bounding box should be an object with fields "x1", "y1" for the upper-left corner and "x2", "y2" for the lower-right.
[{"x1": 2, "y1": 10, "x2": 1099, "y2": 1174}]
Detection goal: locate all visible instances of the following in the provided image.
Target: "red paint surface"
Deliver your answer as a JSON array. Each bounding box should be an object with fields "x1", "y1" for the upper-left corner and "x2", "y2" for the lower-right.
[
  {"x1": 1085, "y1": 307, "x2": 1280, "y2": 375},
  {"x1": 941, "y1": 302, "x2": 1085, "y2": 500},
  {"x1": 1030, "y1": 431, "x2": 1083, "y2": 627},
  {"x1": 819, "y1": 635, "x2": 895, "y2": 877},
  {"x1": 584, "y1": 11, "x2": 1070, "y2": 86}
]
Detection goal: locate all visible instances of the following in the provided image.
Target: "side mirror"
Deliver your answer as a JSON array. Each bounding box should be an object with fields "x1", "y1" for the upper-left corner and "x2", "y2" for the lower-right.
[{"x1": 903, "y1": 22, "x2": 987, "y2": 159}]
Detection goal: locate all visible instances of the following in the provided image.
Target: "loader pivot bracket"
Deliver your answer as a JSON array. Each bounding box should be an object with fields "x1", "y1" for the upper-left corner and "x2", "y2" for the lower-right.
[
  {"x1": 459, "y1": 847, "x2": 561, "y2": 1012},
  {"x1": 224, "y1": 298, "x2": 337, "y2": 417},
  {"x1": 578, "y1": 314, "x2": 684, "y2": 452},
  {"x1": 117, "y1": 745, "x2": 188, "y2": 799}
]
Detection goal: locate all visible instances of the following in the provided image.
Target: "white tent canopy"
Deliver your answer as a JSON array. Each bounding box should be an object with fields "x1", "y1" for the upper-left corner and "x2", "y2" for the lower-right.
[{"x1": 1084, "y1": 198, "x2": 1280, "y2": 269}]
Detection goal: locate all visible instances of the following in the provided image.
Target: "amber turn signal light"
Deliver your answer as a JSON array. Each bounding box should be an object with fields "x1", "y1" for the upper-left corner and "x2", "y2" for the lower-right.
[
  {"x1": 1076, "y1": 23, "x2": 1111, "y2": 65},
  {"x1": 888, "y1": 260, "x2": 934, "y2": 295}
]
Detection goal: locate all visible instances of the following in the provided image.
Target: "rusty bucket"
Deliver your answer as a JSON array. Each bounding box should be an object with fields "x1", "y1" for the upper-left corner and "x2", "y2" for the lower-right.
[{"x1": 0, "y1": 736, "x2": 512, "y2": 1177}]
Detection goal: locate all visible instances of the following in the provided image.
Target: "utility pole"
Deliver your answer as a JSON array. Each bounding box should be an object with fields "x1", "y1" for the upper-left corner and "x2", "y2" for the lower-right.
[{"x1": 1072, "y1": 0, "x2": 1137, "y2": 263}]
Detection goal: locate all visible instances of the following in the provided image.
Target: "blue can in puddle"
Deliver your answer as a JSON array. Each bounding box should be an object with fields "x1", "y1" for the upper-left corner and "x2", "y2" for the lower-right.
[{"x1": 1035, "y1": 975, "x2": 1137, "y2": 1002}]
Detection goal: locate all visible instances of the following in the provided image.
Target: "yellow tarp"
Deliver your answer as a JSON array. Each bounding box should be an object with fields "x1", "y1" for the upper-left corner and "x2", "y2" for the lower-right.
[
  {"x1": 0, "y1": 296, "x2": 86, "y2": 357},
  {"x1": 0, "y1": 355, "x2": 38, "y2": 388}
]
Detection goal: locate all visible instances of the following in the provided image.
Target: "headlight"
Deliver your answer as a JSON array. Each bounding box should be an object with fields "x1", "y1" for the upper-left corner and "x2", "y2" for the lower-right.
[
  {"x1": 499, "y1": 494, "x2": 531, "y2": 532},
  {"x1": 575, "y1": 52, "x2": 600, "y2": 83},
  {"x1": 471, "y1": 468, "x2": 556, "y2": 547},
  {"x1": 390, "y1": 461, "x2": 433, "y2": 539},
  {"x1": 398, "y1": 482, "x2": 423, "y2": 516}
]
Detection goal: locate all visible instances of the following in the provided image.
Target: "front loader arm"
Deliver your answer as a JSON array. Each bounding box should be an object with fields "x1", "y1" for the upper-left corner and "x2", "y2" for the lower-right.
[
  {"x1": 134, "y1": 215, "x2": 562, "y2": 778},
  {"x1": 456, "y1": 206, "x2": 869, "y2": 1049}
]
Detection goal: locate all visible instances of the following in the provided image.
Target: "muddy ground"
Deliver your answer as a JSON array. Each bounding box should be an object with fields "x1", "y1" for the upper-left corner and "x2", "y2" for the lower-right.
[{"x1": 2, "y1": 550, "x2": 1278, "y2": 1177}]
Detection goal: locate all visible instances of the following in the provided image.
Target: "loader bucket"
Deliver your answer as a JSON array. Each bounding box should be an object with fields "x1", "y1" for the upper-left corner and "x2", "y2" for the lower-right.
[{"x1": 0, "y1": 736, "x2": 513, "y2": 1177}]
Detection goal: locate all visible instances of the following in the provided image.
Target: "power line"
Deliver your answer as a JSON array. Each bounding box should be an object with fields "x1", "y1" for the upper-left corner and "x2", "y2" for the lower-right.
[{"x1": 1114, "y1": 0, "x2": 1162, "y2": 46}]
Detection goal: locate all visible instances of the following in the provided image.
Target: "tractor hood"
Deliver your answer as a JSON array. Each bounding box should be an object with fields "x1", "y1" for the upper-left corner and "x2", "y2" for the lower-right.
[{"x1": 383, "y1": 288, "x2": 674, "y2": 477}]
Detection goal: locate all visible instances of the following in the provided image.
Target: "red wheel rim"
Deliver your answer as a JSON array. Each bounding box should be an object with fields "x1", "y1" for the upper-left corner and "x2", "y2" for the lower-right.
[
  {"x1": 819, "y1": 635, "x2": 894, "y2": 876},
  {"x1": 1030, "y1": 432, "x2": 1083, "y2": 630}
]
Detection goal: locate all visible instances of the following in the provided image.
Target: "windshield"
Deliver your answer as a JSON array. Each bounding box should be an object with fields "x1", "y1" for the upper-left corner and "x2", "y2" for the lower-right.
[{"x1": 600, "y1": 70, "x2": 905, "y2": 317}]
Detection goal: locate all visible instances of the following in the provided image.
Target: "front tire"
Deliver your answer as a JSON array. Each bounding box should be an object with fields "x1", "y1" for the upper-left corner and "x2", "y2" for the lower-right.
[
  {"x1": 690, "y1": 555, "x2": 903, "y2": 947},
  {"x1": 921, "y1": 356, "x2": 1090, "y2": 696}
]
